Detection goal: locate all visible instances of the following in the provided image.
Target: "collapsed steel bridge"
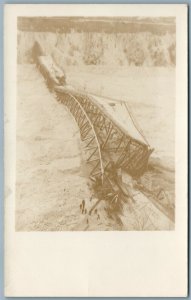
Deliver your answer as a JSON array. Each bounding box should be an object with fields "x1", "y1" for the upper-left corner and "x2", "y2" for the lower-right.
[
  {"x1": 36, "y1": 55, "x2": 154, "y2": 200},
  {"x1": 34, "y1": 52, "x2": 176, "y2": 224},
  {"x1": 55, "y1": 87, "x2": 153, "y2": 180}
]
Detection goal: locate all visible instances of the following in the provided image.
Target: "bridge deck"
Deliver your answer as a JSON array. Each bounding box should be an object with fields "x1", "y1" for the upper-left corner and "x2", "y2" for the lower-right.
[
  {"x1": 36, "y1": 55, "x2": 150, "y2": 147},
  {"x1": 88, "y1": 94, "x2": 149, "y2": 146}
]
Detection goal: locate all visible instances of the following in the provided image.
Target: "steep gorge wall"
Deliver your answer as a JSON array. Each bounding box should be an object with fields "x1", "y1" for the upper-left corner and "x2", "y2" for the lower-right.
[{"x1": 18, "y1": 30, "x2": 176, "y2": 67}]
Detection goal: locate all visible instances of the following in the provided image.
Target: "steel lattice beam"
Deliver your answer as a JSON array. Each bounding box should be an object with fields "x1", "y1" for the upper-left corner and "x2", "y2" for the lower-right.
[{"x1": 55, "y1": 87, "x2": 153, "y2": 179}]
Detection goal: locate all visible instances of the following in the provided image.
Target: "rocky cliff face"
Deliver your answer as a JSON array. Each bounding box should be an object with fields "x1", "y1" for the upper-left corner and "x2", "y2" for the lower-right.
[{"x1": 18, "y1": 30, "x2": 176, "y2": 67}]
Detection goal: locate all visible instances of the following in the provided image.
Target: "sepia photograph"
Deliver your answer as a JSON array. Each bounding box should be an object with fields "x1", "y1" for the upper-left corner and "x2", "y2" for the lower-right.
[
  {"x1": 15, "y1": 16, "x2": 176, "y2": 231},
  {"x1": 4, "y1": 4, "x2": 188, "y2": 297}
]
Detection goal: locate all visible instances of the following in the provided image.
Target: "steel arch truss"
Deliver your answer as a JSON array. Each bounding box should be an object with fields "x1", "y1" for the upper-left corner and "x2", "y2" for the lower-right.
[{"x1": 56, "y1": 88, "x2": 153, "y2": 180}]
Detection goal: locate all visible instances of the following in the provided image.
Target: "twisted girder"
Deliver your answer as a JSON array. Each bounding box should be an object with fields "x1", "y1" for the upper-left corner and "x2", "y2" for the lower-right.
[{"x1": 55, "y1": 87, "x2": 153, "y2": 179}]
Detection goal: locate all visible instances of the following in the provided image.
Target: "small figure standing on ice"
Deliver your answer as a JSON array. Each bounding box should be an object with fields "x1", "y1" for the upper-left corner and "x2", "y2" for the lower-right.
[{"x1": 82, "y1": 200, "x2": 85, "y2": 214}]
